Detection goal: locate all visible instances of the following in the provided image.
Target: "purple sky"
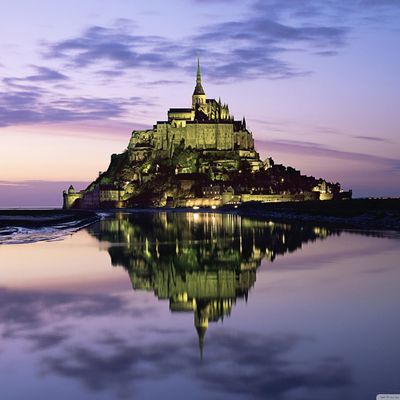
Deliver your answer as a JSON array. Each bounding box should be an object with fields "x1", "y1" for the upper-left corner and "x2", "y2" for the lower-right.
[{"x1": 0, "y1": 0, "x2": 399, "y2": 206}]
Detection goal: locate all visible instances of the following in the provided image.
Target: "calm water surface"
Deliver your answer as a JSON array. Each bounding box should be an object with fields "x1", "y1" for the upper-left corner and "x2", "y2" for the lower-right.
[{"x1": 0, "y1": 212, "x2": 399, "y2": 400}]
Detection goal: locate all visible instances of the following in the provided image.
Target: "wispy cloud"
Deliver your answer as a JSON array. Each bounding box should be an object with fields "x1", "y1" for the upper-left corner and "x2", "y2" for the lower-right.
[
  {"x1": 0, "y1": 287, "x2": 124, "y2": 337},
  {"x1": 45, "y1": 25, "x2": 185, "y2": 71},
  {"x1": 138, "y1": 79, "x2": 185, "y2": 87},
  {"x1": 23, "y1": 66, "x2": 69, "y2": 82},
  {"x1": 257, "y1": 138, "x2": 400, "y2": 169},
  {"x1": 353, "y1": 135, "x2": 392, "y2": 143},
  {"x1": 0, "y1": 85, "x2": 151, "y2": 127},
  {"x1": 41, "y1": 329, "x2": 352, "y2": 398},
  {"x1": 42, "y1": 0, "x2": 400, "y2": 84},
  {"x1": 3, "y1": 66, "x2": 68, "y2": 88},
  {"x1": 0, "y1": 181, "x2": 29, "y2": 187},
  {"x1": 43, "y1": 6, "x2": 350, "y2": 82}
]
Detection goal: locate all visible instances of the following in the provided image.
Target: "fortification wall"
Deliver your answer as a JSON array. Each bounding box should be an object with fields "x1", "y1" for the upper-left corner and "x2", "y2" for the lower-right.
[
  {"x1": 319, "y1": 192, "x2": 334, "y2": 201},
  {"x1": 154, "y1": 123, "x2": 235, "y2": 150},
  {"x1": 63, "y1": 193, "x2": 83, "y2": 209},
  {"x1": 177, "y1": 197, "x2": 224, "y2": 208},
  {"x1": 173, "y1": 124, "x2": 234, "y2": 150},
  {"x1": 130, "y1": 123, "x2": 254, "y2": 154},
  {"x1": 235, "y1": 131, "x2": 254, "y2": 150},
  {"x1": 241, "y1": 192, "x2": 319, "y2": 203},
  {"x1": 152, "y1": 269, "x2": 239, "y2": 299}
]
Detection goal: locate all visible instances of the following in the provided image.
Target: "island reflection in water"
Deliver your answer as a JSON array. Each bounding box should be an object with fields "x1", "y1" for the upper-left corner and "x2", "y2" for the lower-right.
[
  {"x1": 88, "y1": 212, "x2": 335, "y2": 355},
  {"x1": 1, "y1": 211, "x2": 399, "y2": 400}
]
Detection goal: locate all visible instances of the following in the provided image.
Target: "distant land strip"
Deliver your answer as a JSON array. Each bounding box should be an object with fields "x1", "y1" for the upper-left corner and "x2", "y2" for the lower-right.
[{"x1": 233, "y1": 199, "x2": 400, "y2": 231}]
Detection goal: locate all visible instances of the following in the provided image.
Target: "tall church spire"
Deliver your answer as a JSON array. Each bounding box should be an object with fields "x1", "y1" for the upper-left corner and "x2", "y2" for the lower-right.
[
  {"x1": 194, "y1": 300, "x2": 209, "y2": 361},
  {"x1": 196, "y1": 325, "x2": 206, "y2": 361},
  {"x1": 193, "y1": 58, "x2": 205, "y2": 96},
  {"x1": 196, "y1": 57, "x2": 202, "y2": 86}
]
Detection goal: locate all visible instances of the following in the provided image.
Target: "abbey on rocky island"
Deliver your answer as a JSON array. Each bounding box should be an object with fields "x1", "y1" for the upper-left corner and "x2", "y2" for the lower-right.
[{"x1": 64, "y1": 60, "x2": 350, "y2": 209}]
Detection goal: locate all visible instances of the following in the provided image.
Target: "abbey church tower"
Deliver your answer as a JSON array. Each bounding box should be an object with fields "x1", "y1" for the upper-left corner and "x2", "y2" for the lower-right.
[{"x1": 192, "y1": 58, "x2": 206, "y2": 108}]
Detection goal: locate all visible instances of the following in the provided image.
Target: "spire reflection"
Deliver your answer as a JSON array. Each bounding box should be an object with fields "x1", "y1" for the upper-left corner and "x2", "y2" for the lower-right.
[{"x1": 88, "y1": 212, "x2": 335, "y2": 356}]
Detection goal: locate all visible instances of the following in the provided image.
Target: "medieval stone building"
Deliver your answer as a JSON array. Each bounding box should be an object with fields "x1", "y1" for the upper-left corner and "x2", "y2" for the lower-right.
[{"x1": 128, "y1": 59, "x2": 258, "y2": 161}]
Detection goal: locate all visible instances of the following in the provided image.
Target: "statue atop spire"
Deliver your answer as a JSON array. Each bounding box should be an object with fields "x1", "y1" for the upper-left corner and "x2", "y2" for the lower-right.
[{"x1": 192, "y1": 57, "x2": 206, "y2": 107}]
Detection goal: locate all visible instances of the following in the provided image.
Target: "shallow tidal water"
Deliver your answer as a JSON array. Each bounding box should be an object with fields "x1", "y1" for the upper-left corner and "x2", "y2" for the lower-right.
[{"x1": 0, "y1": 211, "x2": 399, "y2": 400}]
